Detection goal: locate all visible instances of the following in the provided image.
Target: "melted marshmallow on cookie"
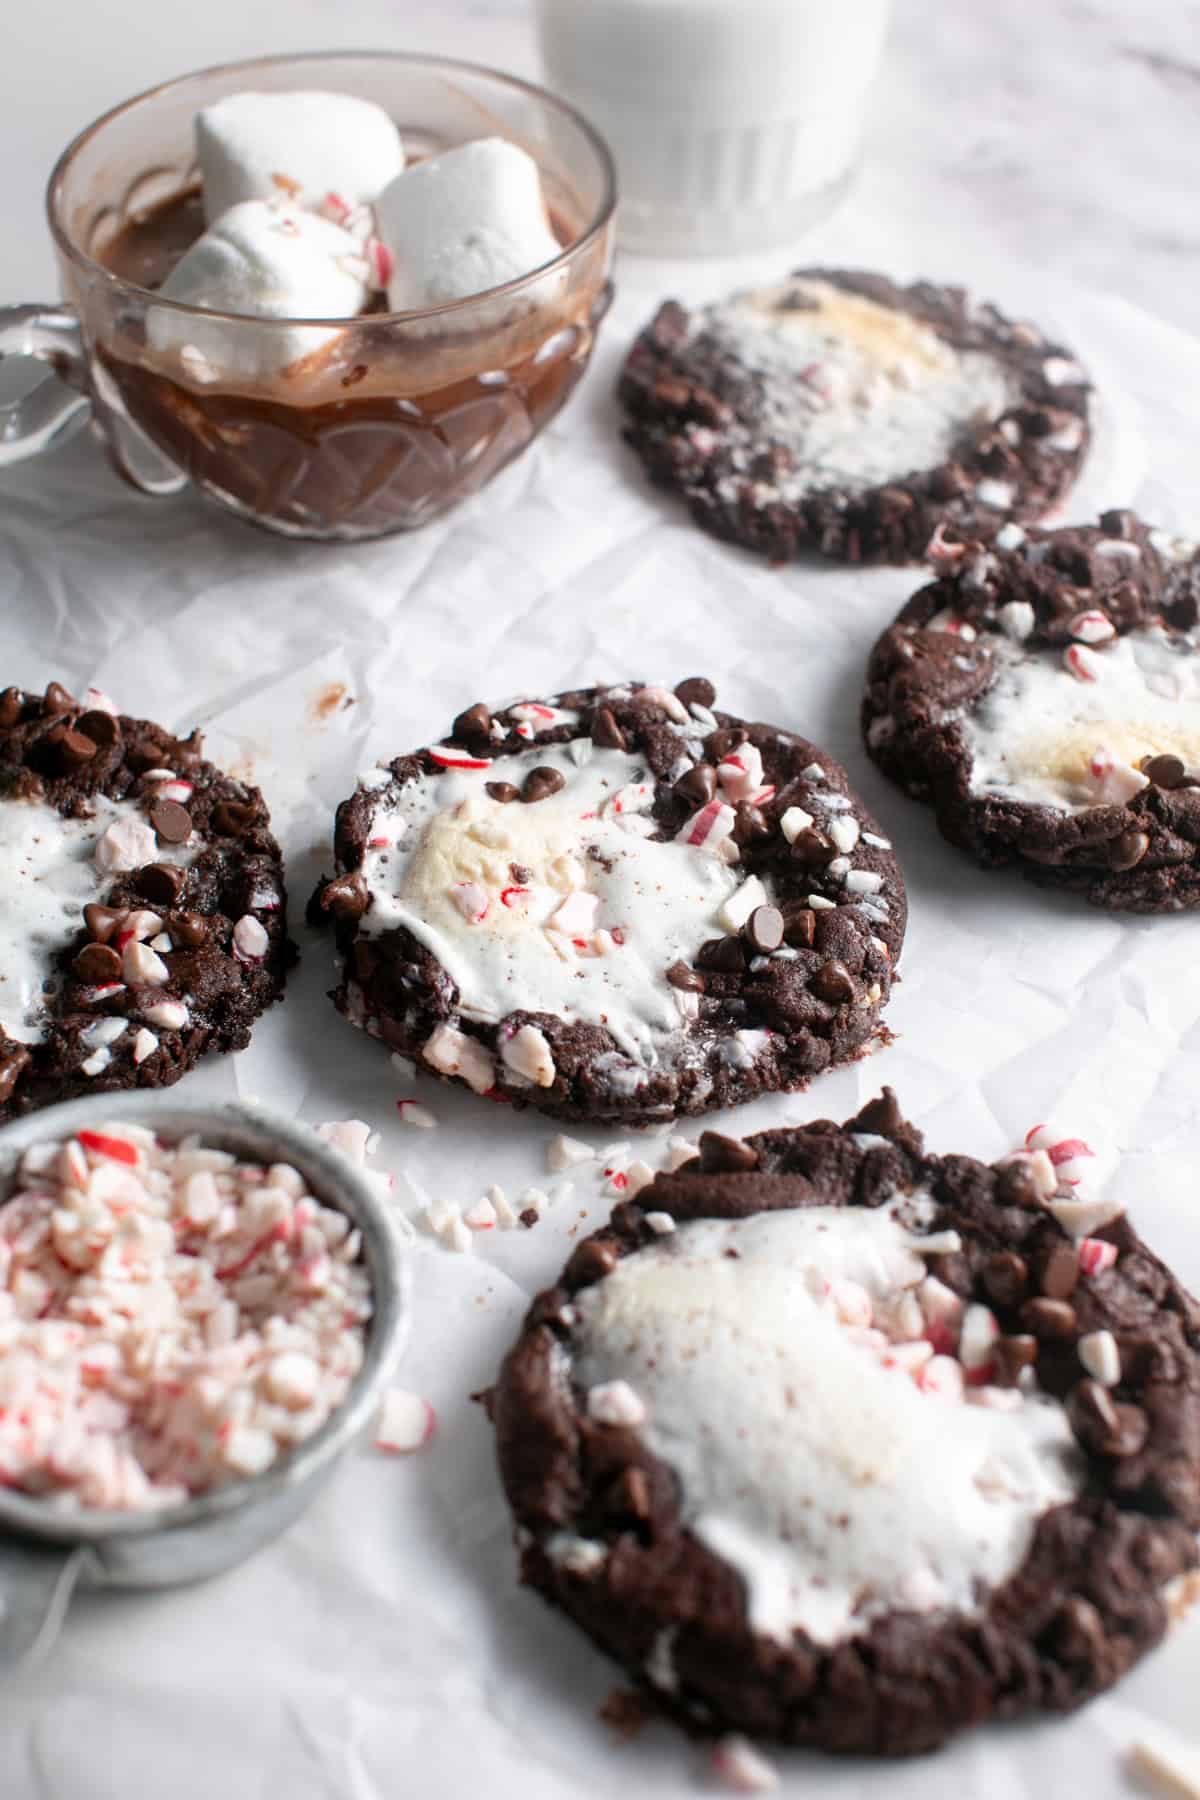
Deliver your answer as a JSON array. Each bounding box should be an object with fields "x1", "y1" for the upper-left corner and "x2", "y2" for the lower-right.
[
  {"x1": 708, "y1": 278, "x2": 1019, "y2": 499},
  {"x1": 570, "y1": 1200, "x2": 1080, "y2": 1647},
  {"x1": 358, "y1": 742, "x2": 743, "y2": 1063},
  {"x1": 962, "y1": 625, "x2": 1200, "y2": 809},
  {"x1": 0, "y1": 795, "x2": 197, "y2": 1044}
]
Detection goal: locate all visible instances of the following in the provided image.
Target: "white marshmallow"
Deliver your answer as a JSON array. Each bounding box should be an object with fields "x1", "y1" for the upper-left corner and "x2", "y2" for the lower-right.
[
  {"x1": 150, "y1": 201, "x2": 370, "y2": 379},
  {"x1": 195, "y1": 90, "x2": 404, "y2": 224},
  {"x1": 375, "y1": 137, "x2": 561, "y2": 311}
]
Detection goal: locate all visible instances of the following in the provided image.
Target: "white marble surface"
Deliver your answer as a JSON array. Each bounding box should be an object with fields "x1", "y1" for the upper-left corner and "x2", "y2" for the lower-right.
[{"x1": 2, "y1": 0, "x2": 1199, "y2": 332}]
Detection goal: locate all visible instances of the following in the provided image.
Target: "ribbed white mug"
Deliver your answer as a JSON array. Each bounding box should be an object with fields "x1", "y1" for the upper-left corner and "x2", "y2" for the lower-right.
[{"x1": 536, "y1": 0, "x2": 892, "y2": 255}]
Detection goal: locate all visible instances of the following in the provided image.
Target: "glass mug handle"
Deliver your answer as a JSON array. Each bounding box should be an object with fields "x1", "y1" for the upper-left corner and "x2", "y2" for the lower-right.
[
  {"x1": 0, "y1": 304, "x2": 92, "y2": 464},
  {"x1": 0, "y1": 303, "x2": 186, "y2": 495}
]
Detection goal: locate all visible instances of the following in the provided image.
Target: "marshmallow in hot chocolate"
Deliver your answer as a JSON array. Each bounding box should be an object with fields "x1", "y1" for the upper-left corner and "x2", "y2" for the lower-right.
[
  {"x1": 374, "y1": 137, "x2": 562, "y2": 310},
  {"x1": 149, "y1": 201, "x2": 370, "y2": 378},
  {"x1": 195, "y1": 90, "x2": 404, "y2": 223}
]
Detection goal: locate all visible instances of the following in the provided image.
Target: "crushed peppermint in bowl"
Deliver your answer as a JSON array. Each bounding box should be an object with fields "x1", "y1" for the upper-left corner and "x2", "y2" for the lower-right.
[{"x1": 0, "y1": 1095, "x2": 405, "y2": 1539}]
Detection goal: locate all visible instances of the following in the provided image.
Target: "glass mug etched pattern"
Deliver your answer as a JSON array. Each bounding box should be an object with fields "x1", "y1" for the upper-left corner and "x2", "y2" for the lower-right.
[{"x1": 0, "y1": 53, "x2": 617, "y2": 540}]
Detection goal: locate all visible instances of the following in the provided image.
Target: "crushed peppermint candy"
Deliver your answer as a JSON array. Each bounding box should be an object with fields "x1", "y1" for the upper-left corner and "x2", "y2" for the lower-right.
[
  {"x1": 375, "y1": 1387, "x2": 435, "y2": 1454},
  {"x1": 0, "y1": 1125, "x2": 371, "y2": 1511}
]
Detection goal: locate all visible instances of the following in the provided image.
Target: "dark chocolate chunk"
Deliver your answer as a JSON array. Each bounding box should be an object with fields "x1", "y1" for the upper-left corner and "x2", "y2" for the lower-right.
[
  {"x1": 44, "y1": 725, "x2": 97, "y2": 771},
  {"x1": 674, "y1": 677, "x2": 715, "y2": 709},
  {"x1": 75, "y1": 709, "x2": 120, "y2": 751},
  {"x1": 72, "y1": 943, "x2": 123, "y2": 984},
  {"x1": 591, "y1": 708, "x2": 626, "y2": 752},
  {"x1": 211, "y1": 800, "x2": 257, "y2": 837},
  {"x1": 522, "y1": 766, "x2": 566, "y2": 804},
  {"x1": 812, "y1": 959, "x2": 855, "y2": 1003},
  {"x1": 320, "y1": 872, "x2": 369, "y2": 920},
  {"x1": 1020, "y1": 1296, "x2": 1078, "y2": 1340},
  {"x1": 665, "y1": 960, "x2": 705, "y2": 993},
  {"x1": 982, "y1": 1251, "x2": 1029, "y2": 1308},
  {"x1": 674, "y1": 763, "x2": 716, "y2": 808},
  {"x1": 743, "y1": 905, "x2": 784, "y2": 954},
  {"x1": 696, "y1": 935, "x2": 747, "y2": 975},
  {"x1": 452, "y1": 702, "x2": 492, "y2": 741},
  {"x1": 697, "y1": 1131, "x2": 759, "y2": 1173},
  {"x1": 151, "y1": 799, "x2": 192, "y2": 844},
  {"x1": 138, "y1": 862, "x2": 186, "y2": 906}
]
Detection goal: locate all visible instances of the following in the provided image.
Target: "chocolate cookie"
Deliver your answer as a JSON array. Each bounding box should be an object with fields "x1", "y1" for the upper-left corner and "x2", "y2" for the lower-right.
[
  {"x1": 618, "y1": 269, "x2": 1091, "y2": 565},
  {"x1": 863, "y1": 511, "x2": 1200, "y2": 909},
  {"x1": 489, "y1": 1092, "x2": 1200, "y2": 1757},
  {"x1": 313, "y1": 681, "x2": 906, "y2": 1124},
  {"x1": 0, "y1": 679, "x2": 290, "y2": 1118}
]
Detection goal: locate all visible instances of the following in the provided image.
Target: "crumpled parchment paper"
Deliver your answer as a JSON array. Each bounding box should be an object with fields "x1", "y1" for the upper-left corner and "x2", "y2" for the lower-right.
[{"x1": 0, "y1": 238, "x2": 1196, "y2": 1799}]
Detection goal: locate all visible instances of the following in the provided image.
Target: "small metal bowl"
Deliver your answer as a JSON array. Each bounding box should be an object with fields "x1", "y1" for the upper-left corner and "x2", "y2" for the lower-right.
[{"x1": 0, "y1": 1092, "x2": 407, "y2": 1672}]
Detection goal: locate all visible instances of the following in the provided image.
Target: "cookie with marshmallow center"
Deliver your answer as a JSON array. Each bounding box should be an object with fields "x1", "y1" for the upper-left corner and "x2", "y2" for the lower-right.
[
  {"x1": 314, "y1": 681, "x2": 906, "y2": 1124},
  {"x1": 0, "y1": 680, "x2": 290, "y2": 1119},
  {"x1": 863, "y1": 510, "x2": 1200, "y2": 909},
  {"x1": 489, "y1": 1091, "x2": 1200, "y2": 1756},
  {"x1": 619, "y1": 269, "x2": 1091, "y2": 565}
]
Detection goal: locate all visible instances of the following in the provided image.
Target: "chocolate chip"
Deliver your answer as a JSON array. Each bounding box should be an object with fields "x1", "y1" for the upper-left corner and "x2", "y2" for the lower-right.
[
  {"x1": 84, "y1": 903, "x2": 125, "y2": 943},
  {"x1": 982, "y1": 1251, "x2": 1029, "y2": 1308},
  {"x1": 138, "y1": 863, "x2": 186, "y2": 906},
  {"x1": 452, "y1": 702, "x2": 492, "y2": 742},
  {"x1": 212, "y1": 800, "x2": 256, "y2": 837},
  {"x1": 169, "y1": 911, "x2": 211, "y2": 947},
  {"x1": 696, "y1": 935, "x2": 747, "y2": 974},
  {"x1": 789, "y1": 827, "x2": 836, "y2": 868},
  {"x1": 780, "y1": 904, "x2": 816, "y2": 948},
  {"x1": 1099, "y1": 507, "x2": 1139, "y2": 540},
  {"x1": 568, "y1": 1238, "x2": 621, "y2": 1284},
  {"x1": 320, "y1": 872, "x2": 369, "y2": 920},
  {"x1": 851, "y1": 1089, "x2": 904, "y2": 1137},
  {"x1": 510, "y1": 862, "x2": 532, "y2": 884},
  {"x1": 1141, "y1": 753, "x2": 1186, "y2": 789},
  {"x1": 590, "y1": 707, "x2": 626, "y2": 752},
  {"x1": 993, "y1": 1160, "x2": 1046, "y2": 1210},
  {"x1": 485, "y1": 781, "x2": 519, "y2": 804},
  {"x1": 1105, "y1": 1403, "x2": 1150, "y2": 1459},
  {"x1": 75, "y1": 709, "x2": 119, "y2": 751},
  {"x1": 1067, "y1": 1381, "x2": 1146, "y2": 1457},
  {"x1": 666, "y1": 960, "x2": 705, "y2": 992},
  {"x1": 1067, "y1": 1379, "x2": 1119, "y2": 1451},
  {"x1": 1036, "y1": 1243, "x2": 1080, "y2": 1301},
  {"x1": 73, "y1": 942, "x2": 122, "y2": 984},
  {"x1": 744, "y1": 905, "x2": 784, "y2": 953},
  {"x1": 732, "y1": 802, "x2": 771, "y2": 847},
  {"x1": 1109, "y1": 829, "x2": 1150, "y2": 871},
  {"x1": 151, "y1": 800, "x2": 192, "y2": 844},
  {"x1": 44, "y1": 724, "x2": 97, "y2": 772},
  {"x1": 0, "y1": 1039, "x2": 31, "y2": 1104},
  {"x1": 674, "y1": 677, "x2": 715, "y2": 710},
  {"x1": 604, "y1": 1465, "x2": 651, "y2": 1520},
  {"x1": 42, "y1": 680, "x2": 74, "y2": 715},
  {"x1": 0, "y1": 687, "x2": 23, "y2": 728},
  {"x1": 519, "y1": 1207, "x2": 540, "y2": 1229},
  {"x1": 674, "y1": 763, "x2": 716, "y2": 808},
  {"x1": 812, "y1": 959, "x2": 855, "y2": 1004},
  {"x1": 1020, "y1": 1296, "x2": 1078, "y2": 1339},
  {"x1": 698, "y1": 1131, "x2": 760, "y2": 1173},
  {"x1": 705, "y1": 727, "x2": 745, "y2": 761},
  {"x1": 994, "y1": 1334, "x2": 1039, "y2": 1387},
  {"x1": 522, "y1": 766, "x2": 565, "y2": 804}
]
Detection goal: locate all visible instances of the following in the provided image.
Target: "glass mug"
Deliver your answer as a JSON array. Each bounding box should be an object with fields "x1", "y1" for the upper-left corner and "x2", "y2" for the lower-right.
[{"x1": 0, "y1": 53, "x2": 617, "y2": 541}]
